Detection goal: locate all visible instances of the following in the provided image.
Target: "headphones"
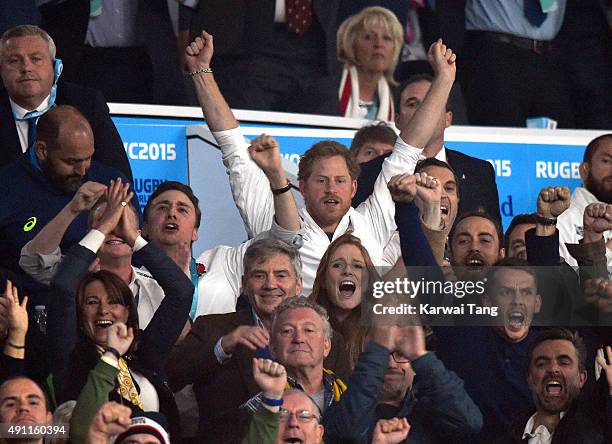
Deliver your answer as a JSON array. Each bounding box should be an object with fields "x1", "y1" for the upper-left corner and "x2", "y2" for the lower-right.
[{"x1": 53, "y1": 58, "x2": 63, "y2": 84}]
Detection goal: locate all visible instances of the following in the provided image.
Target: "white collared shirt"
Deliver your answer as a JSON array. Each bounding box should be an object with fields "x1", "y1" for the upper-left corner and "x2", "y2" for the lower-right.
[
  {"x1": 522, "y1": 412, "x2": 565, "y2": 444},
  {"x1": 9, "y1": 95, "x2": 51, "y2": 153},
  {"x1": 434, "y1": 146, "x2": 447, "y2": 163}
]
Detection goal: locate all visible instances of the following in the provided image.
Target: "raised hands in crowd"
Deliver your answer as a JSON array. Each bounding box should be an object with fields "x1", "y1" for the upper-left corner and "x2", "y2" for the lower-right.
[
  {"x1": 583, "y1": 278, "x2": 612, "y2": 313},
  {"x1": 595, "y1": 346, "x2": 612, "y2": 396},
  {"x1": 85, "y1": 402, "x2": 132, "y2": 444},
  {"x1": 91, "y1": 178, "x2": 138, "y2": 245},
  {"x1": 252, "y1": 358, "x2": 287, "y2": 411},
  {"x1": 583, "y1": 202, "x2": 612, "y2": 243},
  {"x1": 2, "y1": 280, "x2": 28, "y2": 360},
  {"x1": 104, "y1": 322, "x2": 134, "y2": 359},
  {"x1": 372, "y1": 417, "x2": 411, "y2": 444},
  {"x1": 536, "y1": 186, "x2": 570, "y2": 235},
  {"x1": 249, "y1": 134, "x2": 285, "y2": 189}
]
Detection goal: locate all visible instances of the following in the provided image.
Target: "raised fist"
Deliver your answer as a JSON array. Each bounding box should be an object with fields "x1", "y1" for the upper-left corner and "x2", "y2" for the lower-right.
[
  {"x1": 388, "y1": 174, "x2": 417, "y2": 204},
  {"x1": 69, "y1": 181, "x2": 107, "y2": 214},
  {"x1": 372, "y1": 417, "x2": 411, "y2": 444},
  {"x1": 583, "y1": 203, "x2": 612, "y2": 236},
  {"x1": 537, "y1": 186, "x2": 570, "y2": 219},
  {"x1": 583, "y1": 277, "x2": 612, "y2": 313},
  {"x1": 248, "y1": 134, "x2": 283, "y2": 180},
  {"x1": 185, "y1": 31, "x2": 214, "y2": 74},
  {"x1": 427, "y1": 39, "x2": 456, "y2": 82},
  {"x1": 252, "y1": 358, "x2": 287, "y2": 400}
]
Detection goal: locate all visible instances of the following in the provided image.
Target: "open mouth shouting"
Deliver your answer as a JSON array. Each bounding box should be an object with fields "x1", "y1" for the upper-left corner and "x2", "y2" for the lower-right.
[
  {"x1": 338, "y1": 280, "x2": 356, "y2": 299},
  {"x1": 465, "y1": 253, "x2": 486, "y2": 267},
  {"x1": 543, "y1": 378, "x2": 564, "y2": 397},
  {"x1": 506, "y1": 310, "x2": 526, "y2": 332}
]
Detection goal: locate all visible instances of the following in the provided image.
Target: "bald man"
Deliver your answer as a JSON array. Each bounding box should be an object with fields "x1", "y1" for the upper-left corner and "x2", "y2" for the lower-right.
[{"x1": 0, "y1": 104, "x2": 135, "y2": 308}]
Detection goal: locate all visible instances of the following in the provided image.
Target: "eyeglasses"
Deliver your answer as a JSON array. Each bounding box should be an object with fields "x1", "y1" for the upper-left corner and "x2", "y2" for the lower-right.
[
  {"x1": 391, "y1": 352, "x2": 410, "y2": 364},
  {"x1": 279, "y1": 408, "x2": 321, "y2": 423}
]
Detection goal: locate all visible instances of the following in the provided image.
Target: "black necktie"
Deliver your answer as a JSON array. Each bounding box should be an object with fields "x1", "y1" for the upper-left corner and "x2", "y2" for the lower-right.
[{"x1": 524, "y1": 0, "x2": 546, "y2": 27}]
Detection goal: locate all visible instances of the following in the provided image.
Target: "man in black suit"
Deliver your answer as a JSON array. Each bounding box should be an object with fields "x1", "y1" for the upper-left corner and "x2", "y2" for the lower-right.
[
  {"x1": 166, "y1": 239, "x2": 350, "y2": 443},
  {"x1": 0, "y1": 25, "x2": 132, "y2": 181},
  {"x1": 182, "y1": 0, "x2": 341, "y2": 115},
  {"x1": 353, "y1": 73, "x2": 501, "y2": 224}
]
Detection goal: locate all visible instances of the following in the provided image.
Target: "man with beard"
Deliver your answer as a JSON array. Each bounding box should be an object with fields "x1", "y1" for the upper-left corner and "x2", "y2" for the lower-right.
[
  {"x1": 499, "y1": 328, "x2": 611, "y2": 443},
  {"x1": 447, "y1": 211, "x2": 505, "y2": 293},
  {"x1": 0, "y1": 105, "x2": 134, "y2": 307},
  {"x1": 323, "y1": 324, "x2": 482, "y2": 443},
  {"x1": 558, "y1": 133, "x2": 612, "y2": 267},
  {"x1": 186, "y1": 31, "x2": 458, "y2": 296}
]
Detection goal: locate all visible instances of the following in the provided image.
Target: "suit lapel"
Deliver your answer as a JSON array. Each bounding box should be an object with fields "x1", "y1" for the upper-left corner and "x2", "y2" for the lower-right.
[
  {"x1": 0, "y1": 90, "x2": 23, "y2": 168},
  {"x1": 233, "y1": 308, "x2": 260, "y2": 396}
]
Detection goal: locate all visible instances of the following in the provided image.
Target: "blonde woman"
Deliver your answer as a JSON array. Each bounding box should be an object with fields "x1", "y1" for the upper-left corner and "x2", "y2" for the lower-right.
[{"x1": 337, "y1": 7, "x2": 403, "y2": 120}]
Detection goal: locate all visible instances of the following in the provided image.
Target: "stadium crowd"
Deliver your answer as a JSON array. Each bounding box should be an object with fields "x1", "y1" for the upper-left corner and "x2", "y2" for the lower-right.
[{"x1": 0, "y1": 1, "x2": 611, "y2": 443}]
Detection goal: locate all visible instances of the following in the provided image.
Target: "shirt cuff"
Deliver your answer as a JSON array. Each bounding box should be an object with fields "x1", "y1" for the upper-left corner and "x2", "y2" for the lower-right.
[
  {"x1": 79, "y1": 229, "x2": 106, "y2": 253},
  {"x1": 133, "y1": 235, "x2": 148, "y2": 252},
  {"x1": 100, "y1": 355, "x2": 119, "y2": 369},
  {"x1": 214, "y1": 337, "x2": 232, "y2": 364}
]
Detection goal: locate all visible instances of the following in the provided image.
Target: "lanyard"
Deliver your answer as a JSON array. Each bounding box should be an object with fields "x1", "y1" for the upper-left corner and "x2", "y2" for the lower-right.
[{"x1": 189, "y1": 258, "x2": 200, "y2": 321}]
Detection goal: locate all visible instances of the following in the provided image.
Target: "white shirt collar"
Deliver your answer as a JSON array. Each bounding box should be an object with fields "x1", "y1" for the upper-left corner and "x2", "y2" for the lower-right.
[
  {"x1": 522, "y1": 411, "x2": 566, "y2": 444},
  {"x1": 434, "y1": 146, "x2": 447, "y2": 163},
  {"x1": 9, "y1": 95, "x2": 51, "y2": 119}
]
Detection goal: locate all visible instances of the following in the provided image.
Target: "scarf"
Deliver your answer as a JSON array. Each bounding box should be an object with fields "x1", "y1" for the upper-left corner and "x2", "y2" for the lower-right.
[
  {"x1": 98, "y1": 346, "x2": 144, "y2": 410},
  {"x1": 241, "y1": 368, "x2": 347, "y2": 413},
  {"x1": 339, "y1": 65, "x2": 394, "y2": 121}
]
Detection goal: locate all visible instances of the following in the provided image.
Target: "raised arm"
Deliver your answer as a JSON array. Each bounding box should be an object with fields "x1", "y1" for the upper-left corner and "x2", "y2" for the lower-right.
[
  {"x1": 19, "y1": 181, "x2": 107, "y2": 284},
  {"x1": 398, "y1": 39, "x2": 456, "y2": 149},
  {"x1": 187, "y1": 31, "x2": 274, "y2": 236},
  {"x1": 249, "y1": 134, "x2": 301, "y2": 232},
  {"x1": 186, "y1": 31, "x2": 238, "y2": 132},
  {"x1": 355, "y1": 40, "x2": 457, "y2": 251}
]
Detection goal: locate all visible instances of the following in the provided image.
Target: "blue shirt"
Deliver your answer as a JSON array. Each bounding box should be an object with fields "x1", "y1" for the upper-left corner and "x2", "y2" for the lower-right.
[{"x1": 466, "y1": 0, "x2": 566, "y2": 40}]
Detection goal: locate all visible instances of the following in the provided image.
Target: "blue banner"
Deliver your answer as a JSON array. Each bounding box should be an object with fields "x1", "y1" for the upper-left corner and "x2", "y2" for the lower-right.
[{"x1": 113, "y1": 117, "x2": 197, "y2": 209}]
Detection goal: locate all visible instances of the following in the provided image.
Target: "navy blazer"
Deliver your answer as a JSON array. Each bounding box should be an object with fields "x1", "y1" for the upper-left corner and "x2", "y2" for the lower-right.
[
  {"x1": 48, "y1": 242, "x2": 193, "y2": 442},
  {"x1": 0, "y1": 82, "x2": 133, "y2": 181},
  {"x1": 353, "y1": 149, "x2": 501, "y2": 224}
]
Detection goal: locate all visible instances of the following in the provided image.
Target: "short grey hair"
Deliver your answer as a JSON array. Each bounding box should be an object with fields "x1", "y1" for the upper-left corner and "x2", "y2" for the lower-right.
[
  {"x1": 243, "y1": 239, "x2": 302, "y2": 280},
  {"x1": 271, "y1": 296, "x2": 332, "y2": 340},
  {"x1": 0, "y1": 25, "x2": 57, "y2": 61}
]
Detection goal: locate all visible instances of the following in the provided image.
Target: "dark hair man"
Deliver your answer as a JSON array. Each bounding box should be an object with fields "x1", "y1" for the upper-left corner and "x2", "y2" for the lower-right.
[
  {"x1": 186, "y1": 31, "x2": 458, "y2": 297},
  {"x1": 0, "y1": 105, "x2": 134, "y2": 307},
  {"x1": 353, "y1": 72, "x2": 501, "y2": 223}
]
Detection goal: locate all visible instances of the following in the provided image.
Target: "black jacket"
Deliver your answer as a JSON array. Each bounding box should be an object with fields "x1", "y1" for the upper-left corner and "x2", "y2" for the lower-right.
[
  {"x1": 353, "y1": 149, "x2": 501, "y2": 224},
  {"x1": 0, "y1": 82, "x2": 132, "y2": 181},
  {"x1": 48, "y1": 242, "x2": 193, "y2": 441}
]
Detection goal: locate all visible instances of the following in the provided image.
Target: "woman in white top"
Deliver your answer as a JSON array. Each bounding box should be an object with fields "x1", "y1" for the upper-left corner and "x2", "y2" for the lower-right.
[{"x1": 337, "y1": 7, "x2": 403, "y2": 121}]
